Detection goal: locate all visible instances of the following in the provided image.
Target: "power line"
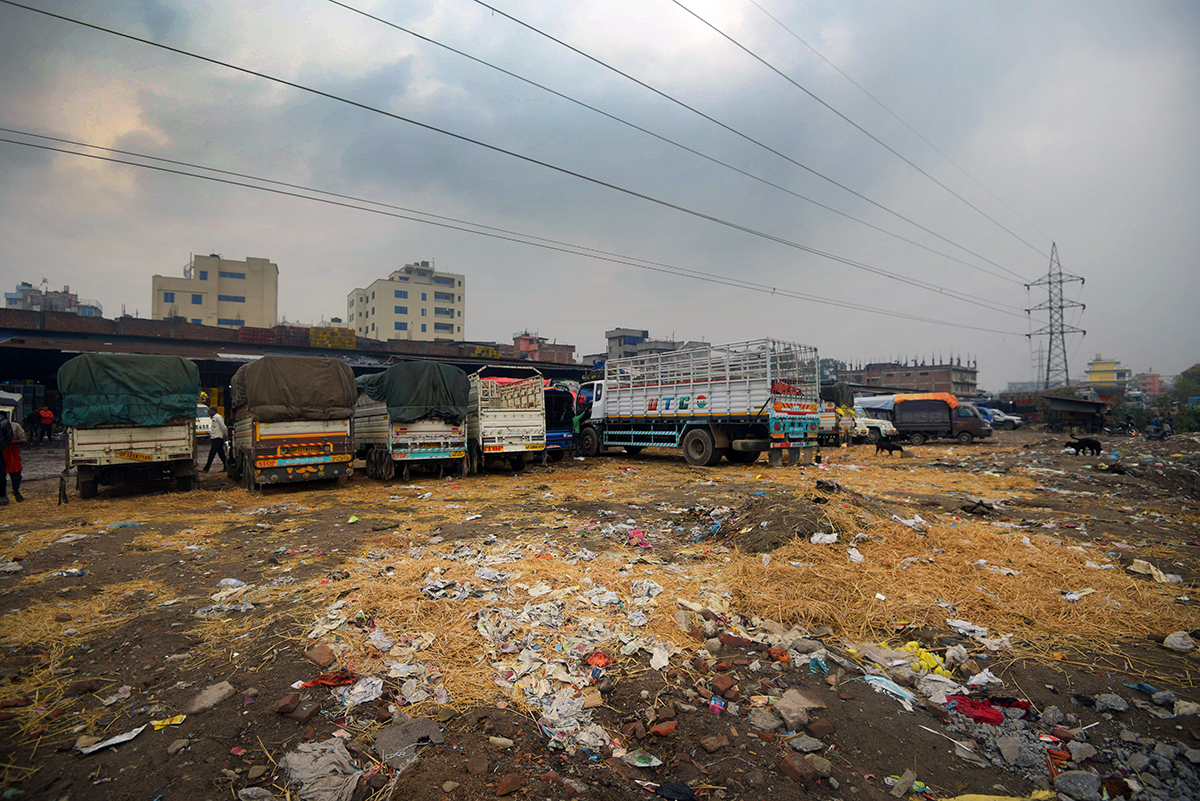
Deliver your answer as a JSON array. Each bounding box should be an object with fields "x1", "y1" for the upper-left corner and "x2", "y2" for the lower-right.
[
  {"x1": 671, "y1": 0, "x2": 1047, "y2": 263},
  {"x1": 464, "y1": 0, "x2": 1029, "y2": 280},
  {"x1": 0, "y1": 134, "x2": 1027, "y2": 336},
  {"x1": 0, "y1": 0, "x2": 1027, "y2": 316},
  {"x1": 326, "y1": 0, "x2": 1021, "y2": 286},
  {"x1": 745, "y1": 0, "x2": 1054, "y2": 245}
]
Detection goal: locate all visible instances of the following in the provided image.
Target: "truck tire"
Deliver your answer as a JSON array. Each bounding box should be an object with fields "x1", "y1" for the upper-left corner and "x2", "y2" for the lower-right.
[
  {"x1": 726, "y1": 449, "x2": 760, "y2": 465},
  {"x1": 468, "y1": 442, "x2": 481, "y2": 474},
  {"x1": 78, "y1": 467, "x2": 98, "y2": 500},
  {"x1": 177, "y1": 474, "x2": 196, "y2": 492},
  {"x1": 957, "y1": 431, "x2": 974, "y2": 444},
  {"x1": 624, "y1": 446, "x2": 643, "y2": 456},
  {"x1": 866, "y1": 428, "x2": 881, "y2": 444},
  {"x1": 682, "y1": 429, "x2": 720, "y2": 467},
  {"x1": 381, "y1": 455, "x2": 395, "y2": 481},
  {"x1": 509, "y1": 454, "x2": 526, "y2": 473},
  {"x1": 1004, "y1": 421, "x2": 1015, "y2": 430},
  {"x1": 909, "y1": 432, "x2": 927, "y2": 446},
  {"x1": 580, "y1": 427, "x2": 600, "y2": 458},
  {"x1": 401, "y1": 461, "x2": 410, "y2": 483},
  {"x1": 547, "y1": 450, "x2": 565, "y2": 462}
]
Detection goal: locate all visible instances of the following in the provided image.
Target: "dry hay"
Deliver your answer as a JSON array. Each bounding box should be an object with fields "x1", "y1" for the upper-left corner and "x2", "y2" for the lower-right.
[{"x1": 0, "y1": 579, "x2": 170, "y2": 649}]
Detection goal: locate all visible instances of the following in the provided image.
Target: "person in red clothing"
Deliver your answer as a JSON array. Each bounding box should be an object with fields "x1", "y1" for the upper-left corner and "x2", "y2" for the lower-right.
[
  {"x1": 0, "y1": 412, "x2": 23, "y2": 503},
  {"x1": 37, "y1": 406, "x2": 55, "y2": 444}
]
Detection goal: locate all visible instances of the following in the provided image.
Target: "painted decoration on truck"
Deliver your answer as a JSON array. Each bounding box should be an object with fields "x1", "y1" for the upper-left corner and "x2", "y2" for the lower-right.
[{"x1": 646, "y1": 394, "x2": 707, "y2": 411}]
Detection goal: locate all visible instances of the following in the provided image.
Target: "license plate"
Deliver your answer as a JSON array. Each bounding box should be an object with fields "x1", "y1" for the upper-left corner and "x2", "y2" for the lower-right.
[
  {"x1": 524, "y1": 443, "x2": 542, "y2": 450},
  {"x1": 115, "y1": 450, "x2": 152, "y2": 462}
]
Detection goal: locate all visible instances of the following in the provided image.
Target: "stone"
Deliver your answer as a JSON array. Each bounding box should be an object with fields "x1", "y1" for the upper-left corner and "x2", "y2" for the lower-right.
[
  {"x1": 489, "y1": 736, "x2": 515, "y2": 748},
  {"x1": 305, "y1": 644, "x2": 336, "y2": 669},
  {"x1": 272, "y1": 693, "x2": 300, "y2": 714},
  {"x1": 677, "y1": 703, "x2": 698, "y2": 713},
  {"x1": 745, "y1": 768, "x2": 766, "y2": 788},
  {"x1": 1053, "y1": 770, "x2": 1102, "y2": 801},
  {"x1": 804, "y1": 754, "x2": 832, "y2": 777},
  {"x1": 701, "y1": 735, "x2": 729, "y2": 753},
  {"x1": 789, "y1": 734, "x2": 824, "y2": 753},
  {"x1": 711, "y1": 675, "x2": 735, "y2": 697},
  {"x1": 1185, "y1": 749, "x2": 1200, "y2": 765},
  {"x1": 719, "y1": 633, "x2": 754, "y2": 649},
  {"x1": 779, "y1": 753, "x2": 816, "y2": 783},
  {"x1": 186, "y1": 680, "x2": 236, "y2": 713},
  {"x1": 371, "y1": 718, "x2": 444, "y2": 772},
  {"x1": 1068, "y1": 741, "x2": 1097, "y2": 763},
  {"x1": 167, "y1": 738, "x2": 189, "y2": 755},
  {"x1": 467, "y1": 754, "x2": 489, "y2": 775},
  {"x1": 649, "y1": 721, "x2": 676, "y2": 736},
  {"x1": 655, "y1": 705, "x2": 676, "y2": 722},
  {"x1": 496, "y1": 773, "x2": 523, "y2": 796},
  {"x1": 705, "y1": 638, "x2": 723, "y2": 654},
  {"x1": 443, "y1": 781, "x2": 461, "y2": 792},
  {"x1": 773, "y1": 689, "x2": 820, "y2": 731},
  {"x1": 748, "y1": 708, "x2": 783, "y2": 732},
  {"x1": 237, "y1": 790, "x2": 275, "y2": 801},
  {"x1": 788, "y1": 638, "x2": 824, "y2": 654},
  {"x1": 806, "y1": 718, "x2": 835, "y2": 738},
  {"x1": 1121, "y1": 729, "x2": 1140, "y2": 743},
  {"x1": 54, "y1": 613, "x2": 72, "y2": 622},
  {"x1": 1152, "y1": 691, "x2": 1177, "y2": 707},
  {"x1": 1129, "y1": 753, "x2": 1151, "y2": 772},
  {"x1": 1041, "y1": 705, "x2": 1064, "y2": 727},
  {"x1": 64, "y1": 679, "x2": 100, "y2": 697},
  {"x1": 690, "y1": 656, "x2": 710, "y2": 674},
  {"x1": 247, "y1": 765, "x2": 269, "y2": 781},
  {"x1": 288, "y1": 702, "x2": 320, "y2": 725},
  {"x1": 1095, "y1": 693, "x2": 1129, "y2": 713},
  {"x1": 996, "y1": 736, "x2": 1021, "y2": 765}
]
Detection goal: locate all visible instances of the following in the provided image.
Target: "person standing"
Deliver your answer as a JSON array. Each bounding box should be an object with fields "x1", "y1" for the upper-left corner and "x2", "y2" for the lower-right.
[
  {"x1": 0, "y1": 412, "x2": 22, "y2": 504},
  {"x1": 37, "y1": 406, "x2": 54, "y2": 444},
  {"x1": 202, "y1": 406, "x2": 227, "y2": 472}
]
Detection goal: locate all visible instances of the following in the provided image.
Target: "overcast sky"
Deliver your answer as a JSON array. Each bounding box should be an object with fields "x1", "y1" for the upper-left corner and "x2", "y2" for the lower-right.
[{"x1": 1, "y1": 0, "x2": 1197, "y2": 389}]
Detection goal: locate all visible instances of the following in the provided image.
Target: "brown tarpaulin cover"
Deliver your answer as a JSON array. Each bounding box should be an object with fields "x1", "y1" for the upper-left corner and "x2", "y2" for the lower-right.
[{"x1": 231, "y1": 356, "x2": 356, "y2": 423}]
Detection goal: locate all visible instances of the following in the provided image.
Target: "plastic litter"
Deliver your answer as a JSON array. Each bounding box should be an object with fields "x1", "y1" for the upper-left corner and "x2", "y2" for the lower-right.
[
  {"x1": 621, "y1": 749, "x2": 663, "y2": 767},
  {"x1": 279, "y1": 738, "x2": 363, "y2": 801},
  {"x1": 810, "y1": 532, "x2": 837, "y2": 544},
  {"x1": 860, "y1": 674, "x2": 916, "y2": 712},
  {"x1": 77, "y1": 724, "x2": 147, "y2": 754},
  {"x1": 1163, "y1": 631, "x2": 1196, "y2": 652}
]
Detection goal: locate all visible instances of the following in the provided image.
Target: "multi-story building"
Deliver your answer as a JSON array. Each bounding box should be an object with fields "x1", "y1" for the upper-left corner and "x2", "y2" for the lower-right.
[
  {"x1": 348, "y1": 262, "x2": 465, "y2": 342},
  {"x1": 151, "y1": 255, "x2": 278, "y2": 328},
  {"x1": 506, "y1": 331, "x2": 576, "y2": 364},
  {"x1": 836, "y1": 359, "x2": 978, "y2": 397},
  {"x1": 1084, "y1": 354, "x2": 1132, "y2": 388},
  {"x1": 603, "y1": 328, "x2": 705, "y2": 361},
  {"x1": 5, "y1": 282, "x2": 102, "y2": 317},
  {"x1": 1130, "y1": 371, "x2": 1165, "y2": 399}
]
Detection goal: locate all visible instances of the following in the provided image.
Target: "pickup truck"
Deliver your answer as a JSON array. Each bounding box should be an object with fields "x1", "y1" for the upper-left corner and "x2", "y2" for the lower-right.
[
  {"x1": 578, "y1": 338, "x2": 820, "y2": 466},
  {"x1": 227, "y1": 356, "x2": 357, "y2": 490},
  {"x1": 467, "y1": 367, "x2": 546, "y2": 473},
  {"x1": 857, "y1": 393, "x2": 991, "y2": 445},
  {"x1": 59, "y1": 354, "x2": 201, "y2": 499},
  {"x1": 818, "y1": 402, "x2": 898, "y2": 444},
  {"x1": 354, "y1": 361, "x2": 470, "y2": 481}
]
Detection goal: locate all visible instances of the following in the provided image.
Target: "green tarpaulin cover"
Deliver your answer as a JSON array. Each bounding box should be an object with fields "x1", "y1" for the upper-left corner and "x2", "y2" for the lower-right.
[
  {"x1": 58, "y1": 354, "x2": 201, "y2": 428},
  {"x1": 232, "y1": 356, "x2": 357, "y2": 423},
  {"x1": 356, "y1": 361, "x2": 469, "y2": 426}
]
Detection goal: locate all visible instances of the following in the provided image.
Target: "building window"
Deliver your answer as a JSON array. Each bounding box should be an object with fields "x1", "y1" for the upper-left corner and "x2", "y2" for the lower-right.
[
  {"x1": 198, "y1": 271, "x2": 208, "y2": 280},
  {"x1": 433, "y1": 276, "x2": 454, "y2": 286},
  {"x1": 458, "y1": 310, "x2": 462, "y2": 317},
  {"x1": 434, "y1": 291, "x2": 453, "y2": 302},
  {"x1": 457, "y1": 280, "x2": 462, "y2": 287},
  {"x1": 421, "y1": 293, "x2": 427, "y2": 301},
  {"x1": 395, "y1": 306, "x2": 407, "y2": 314},
  {"x1": 218, "y1": 318, "x2": 244, "y2": 326},
  {"x1": 416, "y1": 271, "x2": 429, "y2": 277},
  {"x1": 434, "y1": 308, "x2": 452, "y2": 317},
  {"x1": 191, "y1": 318, "x2": 202, "y2": 324},
  {"x1": 163, "y1": 291, "x2": 175, "y2": 303},
  {"x1": 218, "y1": 295, "x2": 245, "y2": 302},
  {"x1": 421, "y1": 324, "x2": 426, "y2": 333},
  {"x1": 218, "y1": 271, "x2": 246, "y2": 279},
  {"x1": 395, "y1": 290, "x2": 408, "y2": 299},
  {"x1": 434, "y1": 323, "x2": 452, "y2": 332},
  {"x1": 371, "y1": 291, "x2": 375, "y2": 299},
  {"x1": 457, "y1": 326, "x2": 461, "y2": 332},
  {"x1": 371, "y1": 322, "x2": 375, "y2": 331},
  {"x1": 458, "y1": 295, "x2": 462, "y2": 302},
  {"x1": 191, "y1": 294, "x2": 203, "y2": 304},
  {"x1": 421, "y1": 308, "x2": 427, "y2": 316},
  {"x1": 396, "y1": 276, "x2": 408, "y2": 282},
  {"x1": 395, "y1": 322, "x2": 407, "y2": 331}
]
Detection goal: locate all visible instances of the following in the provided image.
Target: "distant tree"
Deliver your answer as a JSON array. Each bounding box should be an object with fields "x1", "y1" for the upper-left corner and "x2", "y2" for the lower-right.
[
  {"x1": 820, "y1": 359, "x2": 848, "y2": 383},
  {"x1": 1170, "y1": 363, "x2": 1200, "y2": 404}
]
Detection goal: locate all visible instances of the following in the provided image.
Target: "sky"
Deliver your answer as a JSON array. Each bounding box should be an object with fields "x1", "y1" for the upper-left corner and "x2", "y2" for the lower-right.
[{"x1": 1, "y1": 0, "x2": 1197, "y2": 390}]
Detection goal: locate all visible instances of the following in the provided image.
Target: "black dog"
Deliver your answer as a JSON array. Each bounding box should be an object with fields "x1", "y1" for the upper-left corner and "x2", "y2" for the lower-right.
[
  {"x1": 1066, "y1": 438, "x2": 1101, "y2": 456},
  {"x1": 875, "y1": 439, "x2": 904, "y2": 457}
]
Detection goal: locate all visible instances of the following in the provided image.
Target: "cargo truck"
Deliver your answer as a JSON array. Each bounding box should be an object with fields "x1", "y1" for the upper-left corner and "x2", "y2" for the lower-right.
[
  {"x1": 59, "y1": 354, "x2": 201, "y2": 499},
  {"x1": 855, "y1": 393, "x2": 991, "y2": 445},
  {"x1": 353, "y1": 361, "x2": 471, "y2": 481},
  {"x1": 467, "y1": 367, "x2": 546, "y2": 473},
  {"x1": 227, "y1": 356, "x2": 357, "y2": 490},
  {"x1": 577, "y1": 339, "x2": 820, "y2": 466}
]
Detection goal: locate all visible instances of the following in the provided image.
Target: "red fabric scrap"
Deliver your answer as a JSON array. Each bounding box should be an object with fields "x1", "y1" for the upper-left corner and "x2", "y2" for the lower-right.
[
  {"x1": 301, "y1": 669, "x2": 358, "y2": 688},
  {"x1": 945, "y1": 695, "x2": 1005, "y2": 725}
]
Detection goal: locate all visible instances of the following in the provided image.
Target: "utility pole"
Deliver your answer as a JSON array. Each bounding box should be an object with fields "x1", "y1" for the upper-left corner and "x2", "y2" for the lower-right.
[{"x1": 1026, "y1": 243, "x2": 1084, "y2": 390}]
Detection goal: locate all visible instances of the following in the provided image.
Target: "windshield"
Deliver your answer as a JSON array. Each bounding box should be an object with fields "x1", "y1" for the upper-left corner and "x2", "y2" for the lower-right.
[{"x1": 197, "y1": 406, "x2": 209, "y2": 418}]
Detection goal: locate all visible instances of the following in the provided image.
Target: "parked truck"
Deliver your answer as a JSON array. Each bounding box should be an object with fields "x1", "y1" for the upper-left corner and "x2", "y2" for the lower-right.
[
  {"x1": 467, "y1": 367, "x2": 546, "y2": 473},
  {"x1": 577, "y1": 339, "x2": 820, "y2": 466},
  {"x1": 855, "y1": 393, "x2": 991, "y2": 445},
  {"x1": 817, "y1": 403, "x2": 898, "y2": 444},
  {"x1": 227, "y1": 356, "x2": 357, "y2": 490},
  {"x1": 58, "y1": 354, "x2": 201, "y2": 499},
  {"x1": 353, "y1": 361, "x2": 471, "y2": 481},
  {"x1": 543, "y1": 383, "x2": 577, "y2": 462}
]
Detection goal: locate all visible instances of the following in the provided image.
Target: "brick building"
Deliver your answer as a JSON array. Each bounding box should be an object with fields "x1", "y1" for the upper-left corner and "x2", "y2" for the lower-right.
[
  {"x1": 836, "y1": 359, "x2": 978, "y2": 397},
  {"x1": 1131, "y1": 371, "x2": 1166, "y2": 399}
]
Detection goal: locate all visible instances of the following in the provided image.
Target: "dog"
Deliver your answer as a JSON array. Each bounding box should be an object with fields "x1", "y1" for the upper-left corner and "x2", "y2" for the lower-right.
[
  {"x1": 875, "y1": 439, "x2": 905, "y2": 457},
  {"x1": 1065, "y1": 438, "x2": 1102, "y2": 456}
]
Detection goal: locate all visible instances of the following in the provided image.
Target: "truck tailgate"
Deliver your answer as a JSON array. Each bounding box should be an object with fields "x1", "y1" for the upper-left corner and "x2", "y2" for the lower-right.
[{"x1": 70, "y1": 423, "x2": 195, "y2": 465}]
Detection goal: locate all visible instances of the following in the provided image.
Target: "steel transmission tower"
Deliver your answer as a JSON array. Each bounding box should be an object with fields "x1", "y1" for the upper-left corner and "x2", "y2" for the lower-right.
[{"x1": 1025, "y1": 243, "x2": 1085, "y2": 390}]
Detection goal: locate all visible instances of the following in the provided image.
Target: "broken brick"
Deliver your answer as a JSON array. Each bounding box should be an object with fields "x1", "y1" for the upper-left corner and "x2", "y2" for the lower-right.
[
  {"x1": 648, "y1": 721, "x2": 677, "y2": 736},
  {"x1": 701, "y1": 735, "x2": 729, "y2": 753},
  {"x1": 711, "y1": 675, "x2": 735, "y2": 697},
  {"x1": 496, "y1": 773, "x2": 524, "y2": 796},
  {"x1": 305, "y1": 644, "x2": 335, "y2": 669},
  {"x1": 779, "y1": 753, "x2": 817, "y2": 783},
  {"x1": 289, "y1": 701, "x2": 320, "y2": 724},
  {"x1": 272, "y1": 693, "x2": 300, "y2": 714},
  {"x1": 806, "y1": 718, "x2": 836, "y2": 738}
]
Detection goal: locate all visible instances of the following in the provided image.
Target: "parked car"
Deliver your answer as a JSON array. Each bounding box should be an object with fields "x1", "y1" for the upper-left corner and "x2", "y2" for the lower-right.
[
  {"x1": 991, "y1": 410, "x2": 1024, "y2": 430},
  {"x1": 196, "y1": 405, "x2": 212, "y2": 440}
]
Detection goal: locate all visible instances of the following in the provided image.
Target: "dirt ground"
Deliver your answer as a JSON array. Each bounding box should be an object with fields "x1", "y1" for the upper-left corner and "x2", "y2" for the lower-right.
[{"x1": 0, "y1": 428, "x2": 1197, "y2": 801}]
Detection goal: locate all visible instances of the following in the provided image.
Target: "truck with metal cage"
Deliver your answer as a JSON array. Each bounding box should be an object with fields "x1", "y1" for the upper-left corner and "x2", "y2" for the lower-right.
[
  {"x1": 466, "y1": 367, "x2": 546, "y2": 473},
  {"x1": 227, "y1": 356, "x2": 357, "y2": 490},
  {"x1": 353, "y1": 361, "x2": 471, "y2": 481},
  {"x1": 576, "y1": 339, "x2": 820, "y2": 466}
]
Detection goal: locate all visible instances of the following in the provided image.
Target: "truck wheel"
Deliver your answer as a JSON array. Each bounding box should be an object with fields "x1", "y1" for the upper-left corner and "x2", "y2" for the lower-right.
[
  {"x1": 509, "y1": 454, "x2": 526, "y2": 473},
  {"x1": 580, "y1": 427, "x2": 600, "y2": 458},
  {"x1": 1004, "y1": 421, "x2": 1015, "y2": 430},
  {"x1": 624, "y1": 446, "x2": 643, "y2": 456},
  {"x1": 401, "y1": 461, "x2": 410, "y2": 483},
  {"x1": 866, "y1": 428, "x2": 881, "y2": 444},
  {"x1": 77, "y1": 466, "x2": 98, "y2": 499},
  {"x1": 957, "y1": 431, "x2": 974, "y2": 444},
  {"x1": 547, "y1": 450, "x2": 565, "y2": 463},
  {"x1": 909, "y1": 432, "x2": 926, "y2": 446},
  {"x1": 682, "y1": 429, "x2": 720, "y2": 467},
  {"x1": 460, "y1": 454, "x2": 469, "y2": 477},
  {"x1": 468, "y1": 442, "x2": 481, "y2": 474},
  {"x1": 177, "y1": 474, "x2": 196, "y2": 492},
  {"x1": 726, "y1": 450, "x2": 760, "y2": 465}
]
